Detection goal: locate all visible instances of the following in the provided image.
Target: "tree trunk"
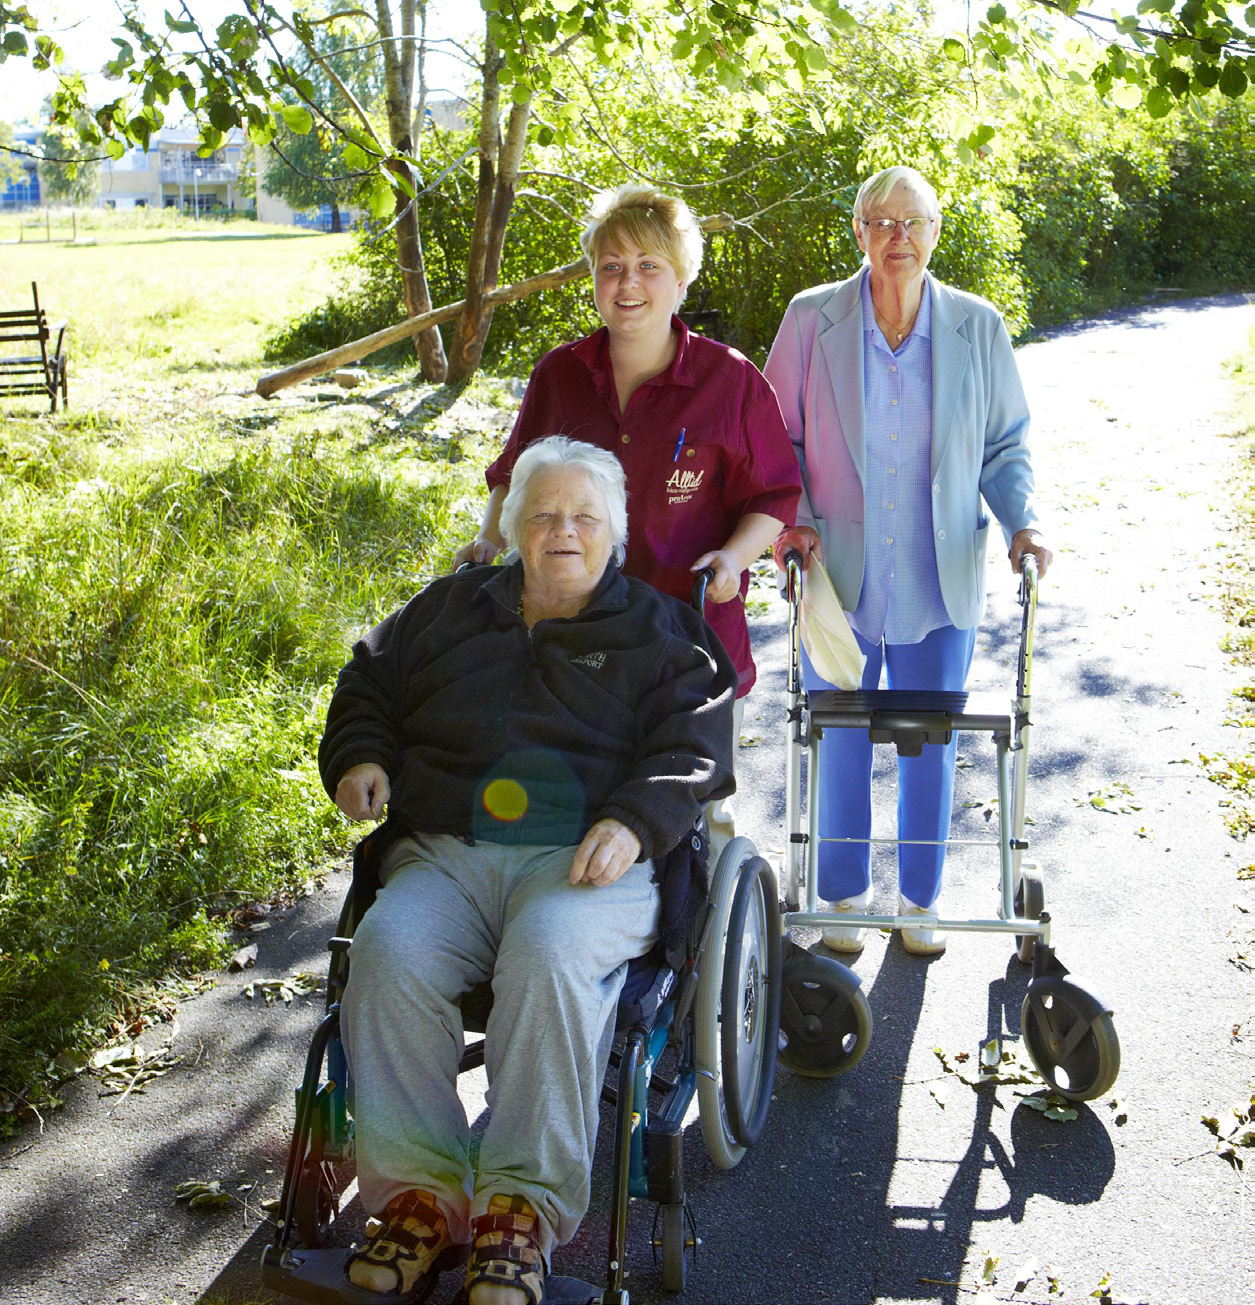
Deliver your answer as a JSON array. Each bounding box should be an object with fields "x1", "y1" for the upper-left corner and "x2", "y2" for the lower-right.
[
  {"x1": 377, "y1": 0, "x2": 447, "y2": 381},
  {"x1": 330, "y1": 200, "x2": 342, "y2": 233},
  {"x1": 446, "y1": 89, "x2": 531, "y2": 385}
]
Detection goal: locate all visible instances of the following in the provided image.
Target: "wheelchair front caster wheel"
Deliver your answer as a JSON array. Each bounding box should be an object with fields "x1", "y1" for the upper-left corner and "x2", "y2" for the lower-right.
[
  {"x1": 1021, "y1": 976, "x2": 1120, "y2": 1101},
  {"x1": 778, "y1": 947, "x2": 872, "y2": 1078},
  {"x1": 1015, "y1": 863, "x2": 1044, "y2": 964},
  {"x1": 292, "y1": 1157, "x2": 338, "y2": 1247},
  {"x1": 655, "y1": 1201, "x2": 695, "y2": 1292}
]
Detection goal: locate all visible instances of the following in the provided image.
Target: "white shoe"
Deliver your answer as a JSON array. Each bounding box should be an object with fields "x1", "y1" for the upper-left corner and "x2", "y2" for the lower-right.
[
  {"x1": 820, "y1": 887, "x2": 873, "y2": 953},
  {"x1": 898, "y1": 892, "x2": 946, "y2": 956}
]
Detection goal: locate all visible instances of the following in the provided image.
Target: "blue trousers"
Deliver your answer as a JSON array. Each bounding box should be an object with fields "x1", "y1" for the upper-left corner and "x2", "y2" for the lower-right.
[{"x1": 803, "y1": 623, "x2": 976, "y2": 907}]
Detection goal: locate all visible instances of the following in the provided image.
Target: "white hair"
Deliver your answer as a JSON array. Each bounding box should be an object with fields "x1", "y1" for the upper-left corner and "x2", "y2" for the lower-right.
[
  {"x1": 852, "y1": 166, "x2": 940, "y2": 220},
  {"x1": 500, "y1": 436, "x2": 628, "y2": 567}
]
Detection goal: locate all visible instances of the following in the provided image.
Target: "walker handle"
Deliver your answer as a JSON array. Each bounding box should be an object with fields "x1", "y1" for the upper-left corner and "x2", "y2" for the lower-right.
[{"x1": 784, "y1": 549, "x2": 804, "y2": 609}]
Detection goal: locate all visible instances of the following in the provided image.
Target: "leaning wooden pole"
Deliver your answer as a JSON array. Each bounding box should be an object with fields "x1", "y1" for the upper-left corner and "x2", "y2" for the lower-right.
[
  {"x1": 255, "y1": 213, "x2": 735, "y2": 399},
  {"x1": 256, "y1": 257, "x2": 589, "y2": 397}
]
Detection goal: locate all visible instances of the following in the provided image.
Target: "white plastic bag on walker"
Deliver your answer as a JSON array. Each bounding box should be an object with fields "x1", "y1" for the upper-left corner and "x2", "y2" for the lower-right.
[{"x1": 799, "y1": 561, "x2": 865, "y2": 690}]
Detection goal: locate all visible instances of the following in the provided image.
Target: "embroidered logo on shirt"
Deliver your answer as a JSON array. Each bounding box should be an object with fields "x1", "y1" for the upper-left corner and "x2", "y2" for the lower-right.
[
  {"x1": 571, "y1": 651, "x2": 607, "y2": 670},
  {"x1": 665, "y1": 468, "x2": 705, "y2": 506}
]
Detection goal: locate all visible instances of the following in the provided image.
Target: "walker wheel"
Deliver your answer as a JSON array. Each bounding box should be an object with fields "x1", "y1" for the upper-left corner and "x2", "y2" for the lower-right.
[
  {"x1": 655, "y1": 1201, "x2": 694, "y2": 1292},
  {"x1": 1021, "y1": 976, "x2": 1120, "y2": 1101},
  {"x1": 292, "y1": 1156, "x2": 338, "y2": 1247},
  {"x1": 1015, "y1": 863, "x2": 1045, "y2": 964},
  {"x1": 777, "y1": 948, "x2": 872, "y2": 1078}
]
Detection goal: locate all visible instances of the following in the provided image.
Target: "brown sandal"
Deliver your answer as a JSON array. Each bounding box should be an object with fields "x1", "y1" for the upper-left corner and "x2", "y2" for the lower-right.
[
  {"x1": 346, "y1": 1188, "x2": 465, "y2": 1302},
  {"x1": 457, "y1": 1194, "x2": 546, "y2": 1305}
]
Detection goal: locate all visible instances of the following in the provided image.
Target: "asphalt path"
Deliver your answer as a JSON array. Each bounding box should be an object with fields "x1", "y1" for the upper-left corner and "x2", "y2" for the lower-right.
[{"x1": 1, "y1": 293, "x2": 1252, "y2": 1305}]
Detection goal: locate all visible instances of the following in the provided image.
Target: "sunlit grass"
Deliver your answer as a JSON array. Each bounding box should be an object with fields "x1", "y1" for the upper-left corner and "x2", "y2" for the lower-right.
[{"x1": 0, "y1": 210, "x2": 497, "y2": 1121}]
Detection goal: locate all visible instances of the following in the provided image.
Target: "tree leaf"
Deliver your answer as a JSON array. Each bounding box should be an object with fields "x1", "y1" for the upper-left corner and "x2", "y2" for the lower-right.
[{"x1": 280, "y1": 104, "x2": 313, "y2": 135}]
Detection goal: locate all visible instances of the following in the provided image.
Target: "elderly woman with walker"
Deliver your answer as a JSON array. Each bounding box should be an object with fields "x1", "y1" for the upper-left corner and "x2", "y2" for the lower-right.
[
  {"x1": 765, "y1": 165, "x2": 1052, "y2": 955},
  {"x1": 455, "y1": 183, "x2": 800, "y2": 855}
]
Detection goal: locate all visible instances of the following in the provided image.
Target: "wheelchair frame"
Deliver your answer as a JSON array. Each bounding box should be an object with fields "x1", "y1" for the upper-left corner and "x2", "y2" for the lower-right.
[
  {"x1": 776, "y1": 553, "x2": 1120, "y2": 1101},
  {"x1": 260, "y1": 835, "x2": 780, "y2": 1305}
]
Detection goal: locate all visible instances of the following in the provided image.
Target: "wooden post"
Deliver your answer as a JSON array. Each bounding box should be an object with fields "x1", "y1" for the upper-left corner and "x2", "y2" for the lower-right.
[{"x1": 255, "y1": 257, "x2": 590, "y2": 397}]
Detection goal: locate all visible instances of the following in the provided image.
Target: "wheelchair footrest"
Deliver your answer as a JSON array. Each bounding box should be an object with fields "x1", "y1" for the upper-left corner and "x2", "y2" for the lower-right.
[
  {"x1": 261, "y1": 1245, "x2": 382, "y2": 1305},
  {"x1": 261, "y1": 1245, "x2": 603, "y2": 1305}
]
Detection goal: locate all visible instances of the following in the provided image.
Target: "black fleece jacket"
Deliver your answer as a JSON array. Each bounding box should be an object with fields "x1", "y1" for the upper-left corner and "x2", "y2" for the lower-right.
[{"x1": 319, "y1": 561, "x2": 736, "y2": 863}]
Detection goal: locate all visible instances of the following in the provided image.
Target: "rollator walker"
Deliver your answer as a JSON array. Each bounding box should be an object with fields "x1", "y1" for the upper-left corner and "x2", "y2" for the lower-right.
[{"x1": 775, "y1": 552, "x2": 1121, "y2": 1101}]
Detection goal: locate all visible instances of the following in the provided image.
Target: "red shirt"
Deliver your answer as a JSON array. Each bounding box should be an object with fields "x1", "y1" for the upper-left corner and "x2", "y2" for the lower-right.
[{"x1": 486, "y1": 318, "x2": 801, "y2": 695}]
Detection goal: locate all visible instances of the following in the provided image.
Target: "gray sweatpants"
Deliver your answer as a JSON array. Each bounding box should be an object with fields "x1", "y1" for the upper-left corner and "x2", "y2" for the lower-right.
[{"x1": 340, "y1": 833, "x2": 660, "y2": 1257}]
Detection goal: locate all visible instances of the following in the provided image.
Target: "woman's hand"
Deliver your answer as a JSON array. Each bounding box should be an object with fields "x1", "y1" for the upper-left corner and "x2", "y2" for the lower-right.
[
  {"x1": 689, "y1": 549, "x2": 742, "y2": 603},
  {"x1": 772, "y1": 525, "x2": 823, "y2": 570},
  {"x1": 451, "y1": 537, "x2": 502, "y2": 569},
  {"x1": 334, "y1": 763, "x2": 390, "y2": 820},
  {"x1": 1009, "y1": 528, "x2": 1052, "y2": 581},
  {"x1": 570, "y1": 819, "x2": 642, "y2": 887}
]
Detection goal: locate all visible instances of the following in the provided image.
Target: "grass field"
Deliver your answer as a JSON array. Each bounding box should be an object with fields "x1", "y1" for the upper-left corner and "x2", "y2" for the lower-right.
[{"x1": 0, "y1": 211, "x2": 508, "y2": 1122}]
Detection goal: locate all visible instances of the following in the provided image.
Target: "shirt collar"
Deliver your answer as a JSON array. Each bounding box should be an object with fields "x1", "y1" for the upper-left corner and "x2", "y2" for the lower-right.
[
  {"x1": 478, "y1": 557, "x2": 630, "y2": 618},
  {"x1": 570, "y1": 316, "x2": 697, "y2": 391}
]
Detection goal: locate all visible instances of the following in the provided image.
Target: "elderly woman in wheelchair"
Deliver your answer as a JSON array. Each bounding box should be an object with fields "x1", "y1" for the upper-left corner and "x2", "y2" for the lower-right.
[{"x1": 317, "y1": 436, "x2": 736, "y2": 1305}]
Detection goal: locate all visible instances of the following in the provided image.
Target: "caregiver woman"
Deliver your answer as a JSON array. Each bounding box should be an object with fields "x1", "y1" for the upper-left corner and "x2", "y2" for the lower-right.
[
  {"x1": 766, "y1": 165, "x2": 1052, "y2": 955},
  {"x1": 456, "y1": 184, "x2": 801, "y2": 853}
]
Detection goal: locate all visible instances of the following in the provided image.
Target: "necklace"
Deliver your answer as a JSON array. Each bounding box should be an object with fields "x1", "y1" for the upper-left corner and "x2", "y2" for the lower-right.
[{"x1": 874, "y1": 304, "x2": 919, "y2": 344}]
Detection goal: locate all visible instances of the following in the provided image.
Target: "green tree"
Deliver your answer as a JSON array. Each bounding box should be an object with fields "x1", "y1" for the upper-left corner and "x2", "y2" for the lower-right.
[
  {"x1": 0, "y1": 0, "x2": 1249, "y2": 381},
  {"x1": 262, "y1": 8, "x2": 384, "y2": 232},
  {"x1": 36, "y1": 100, "x2": 99, "y2": 205}
]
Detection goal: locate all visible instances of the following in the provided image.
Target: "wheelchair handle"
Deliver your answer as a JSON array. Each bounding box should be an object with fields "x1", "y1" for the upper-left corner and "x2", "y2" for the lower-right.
[{"x1": 691, "y1": 567, "x2": 714, "y2": 612}]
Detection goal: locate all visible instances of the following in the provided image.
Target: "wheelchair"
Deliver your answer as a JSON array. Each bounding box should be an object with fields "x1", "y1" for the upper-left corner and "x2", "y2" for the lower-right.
[
  {"x1": 776, "y1": 551, "x2": 1121, "y2": 1101},
  {"x1": 262, "y1": 568, "x2": 783, "y2": 1304}
]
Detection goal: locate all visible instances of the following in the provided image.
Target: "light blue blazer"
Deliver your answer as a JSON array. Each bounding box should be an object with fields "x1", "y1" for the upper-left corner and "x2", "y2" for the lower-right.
[{"x1": 764, "y1": 269, "x2": 1038, "y2": 631}]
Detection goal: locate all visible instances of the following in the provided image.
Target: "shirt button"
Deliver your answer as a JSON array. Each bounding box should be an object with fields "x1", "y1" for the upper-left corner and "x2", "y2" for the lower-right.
[
  {"x1": 937, "y1": 529, "x2": 946, "y2": 540},
  {"x1": 888, "y1": 467, "x2": 897, "y2": 475},
  {"x1": 621, "y1": 434, "x2": 630, "y2": 443},
  {"x1": 886, "y1": 536, "x2": 894, "y2": 545},
  {"x1": 686, "y1": 447, "x2": 695, "y2": 457},
  {"x1": 890, "y1": 398, "x2": 899, "y2": 406},
  {"x1": 886, "y1": 502, "x2": 895, "y2": 510},
  {"x1": 889, "y1": 433, "x2": 899, "y2": 441},
  {"x1": 932, "y1": 483, "x2": 939, "y2": 494},
  {"x1": 889, "y1": 365, "x2": 898, "y2": 373}
]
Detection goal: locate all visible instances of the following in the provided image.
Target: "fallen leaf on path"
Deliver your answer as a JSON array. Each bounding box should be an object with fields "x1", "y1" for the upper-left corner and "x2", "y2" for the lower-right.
[
  {"x1": 229, "y1": 943, "x2": 258, "y2": 972},
  {"x1": 243, "y1": 972, "x2": 323, "y2": 1005},
  {"x1": 174, "y1": 1178, "x2": 233, "y2": 1209}
]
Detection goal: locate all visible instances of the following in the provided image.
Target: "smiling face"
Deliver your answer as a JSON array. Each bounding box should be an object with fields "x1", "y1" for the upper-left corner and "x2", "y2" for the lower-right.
[
  {"x1": 591, "y1": 234, "x2": 686, "y2": 345},
  {"x1": 518, "y1": 465, "x2": 616, "y2": 607},
  {"x1": 853, "y1": 180, "x2": 942, "y2": 291}
]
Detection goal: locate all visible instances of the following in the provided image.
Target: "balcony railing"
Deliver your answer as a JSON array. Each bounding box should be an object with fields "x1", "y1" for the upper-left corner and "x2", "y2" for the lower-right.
[{"x1": 159, "y1": 163, "x2": 239, "y2": 184}]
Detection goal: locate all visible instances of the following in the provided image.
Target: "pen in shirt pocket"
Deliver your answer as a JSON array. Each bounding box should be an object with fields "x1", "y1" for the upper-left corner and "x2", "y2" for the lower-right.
[{"x1": 672, "y1": 427, "x2": 686, "y2": 462}]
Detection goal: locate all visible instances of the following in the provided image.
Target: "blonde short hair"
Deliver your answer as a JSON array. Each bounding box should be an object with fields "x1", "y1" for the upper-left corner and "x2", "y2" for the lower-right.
[
  {"x1": 852, "y1": 166, "x2": 940, "y2": 221},
  {"x1": 579, "y1": 183, "x2": 704, "y2": 287}
]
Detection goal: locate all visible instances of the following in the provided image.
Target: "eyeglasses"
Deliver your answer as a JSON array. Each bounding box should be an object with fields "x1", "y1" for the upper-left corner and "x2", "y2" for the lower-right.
[{"x1": 859, "y1": 217, "x2": 935, "y2": 235}]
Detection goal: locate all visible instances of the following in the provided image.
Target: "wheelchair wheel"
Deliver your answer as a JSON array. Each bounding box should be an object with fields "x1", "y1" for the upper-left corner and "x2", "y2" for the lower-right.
[
  {"x1": 1014, "y1": 862, "x2": 1045, "y2": 964},
  {"x1": 1021, "y1": 976, "x2": 1120, "y2": 1101},
  {"x1": 719, "y1": 856, "x2": 781, "y2": 1147},
  {"x1": 777, "y1": 946, "x2": 872, "y2": 1078},
  {"x1": 655, "y1": 1201, "x2": 694, "y2": 1292},
  {"x1": 695, "y1": 838, "x2": 780, "y2": 1170},
  {"x1": 292, "y1": 1156, "x2": 338, "y2": 1247}
]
